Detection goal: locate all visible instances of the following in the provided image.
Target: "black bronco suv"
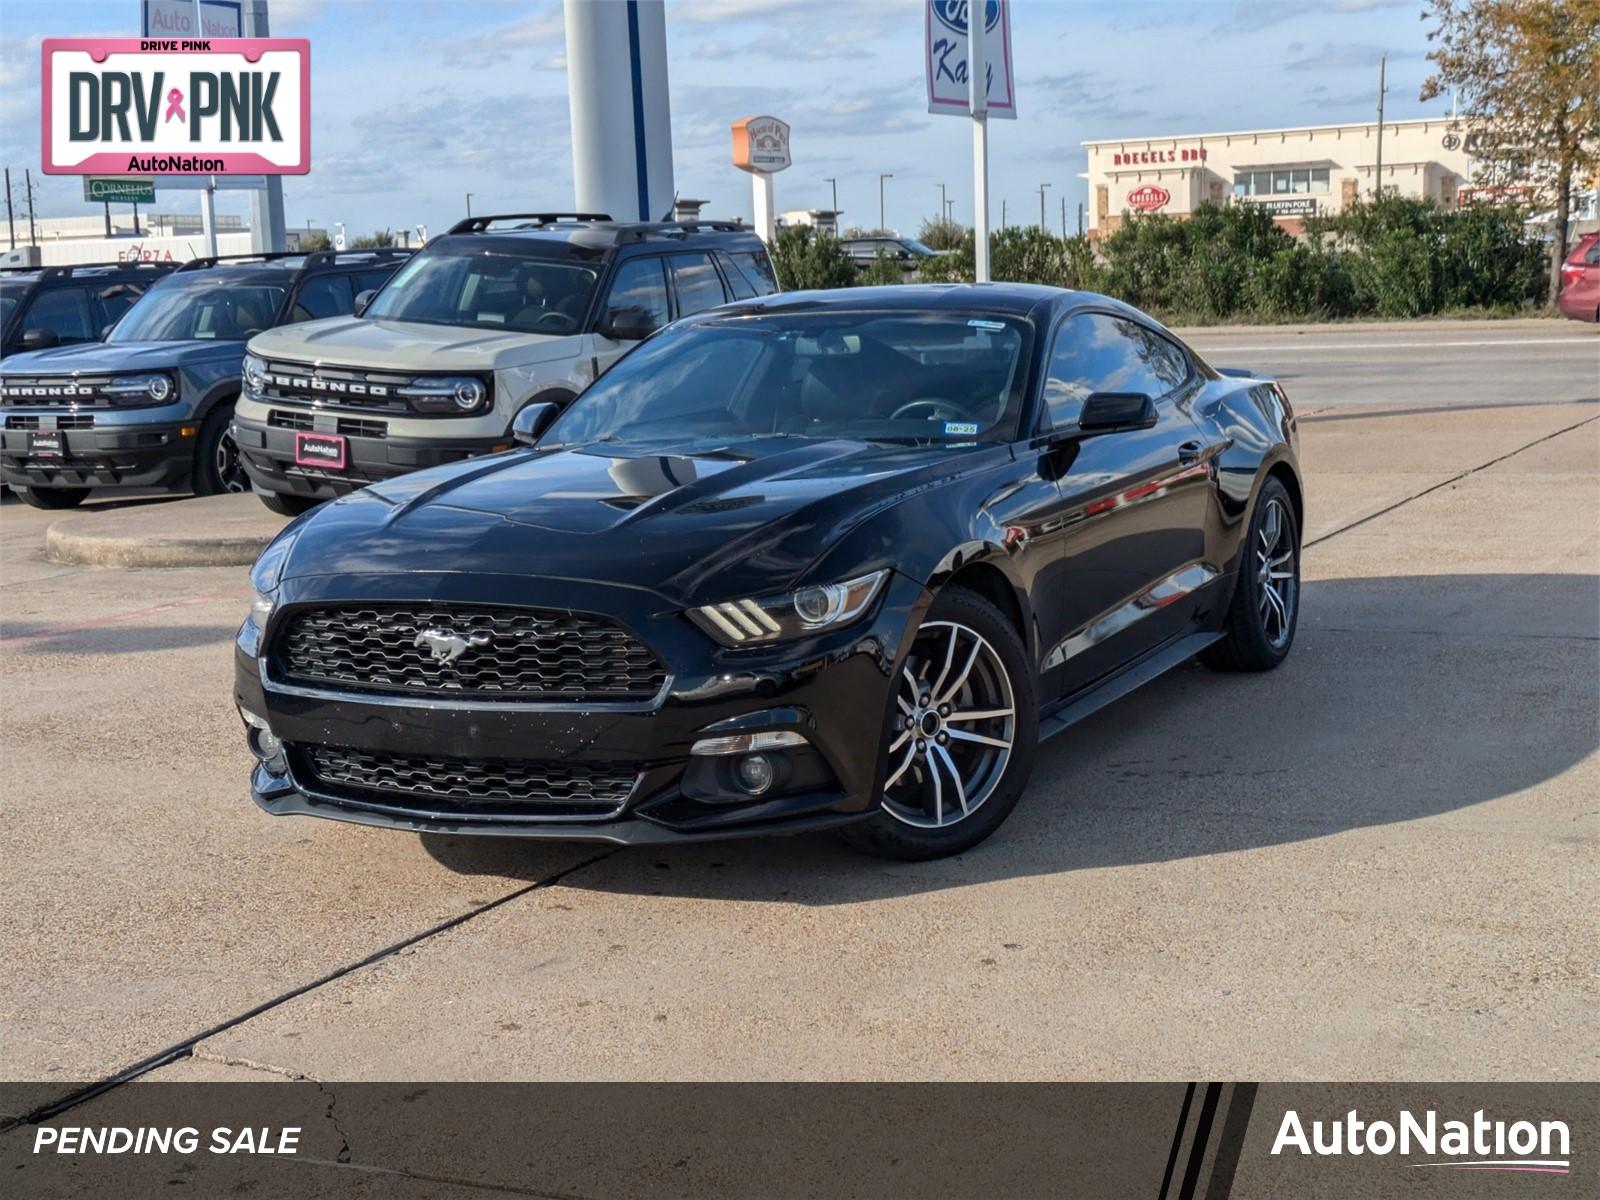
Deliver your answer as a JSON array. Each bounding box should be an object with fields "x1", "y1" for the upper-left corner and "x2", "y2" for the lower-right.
[
  {"x1": 0, "y1": 249, "x2": 410, "y2": 509},
  {"x1": 1, "y1": 261, "x2": 177, "y2": 358}
]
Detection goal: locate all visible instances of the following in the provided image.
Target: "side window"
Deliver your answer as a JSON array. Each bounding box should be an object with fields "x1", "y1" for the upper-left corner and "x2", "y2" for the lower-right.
[
  {"x1": 21, "y1": 287, "x2": 95, "y2": 343},
  {"x1": 715, "y1": 251, "x2": 757, "y2": 301},
  {"x1": 726, "y1": 250, "x2": 779, "y2": 296},
  {"x1": 1044, "y1": 312, "x2": 1191, "y2": 429},
  {"x1": 668, "y1": 253, "x2": 730, "y2": 318},
  {"x1": 601, "y1": 256, "x2": 669, "y2": 333},
  {"x1": 95, "y1": 283, "x2": 147, "y2": 329},
  {"x1": 289, "y1": 274, "x2": 355, "y2": 322}
]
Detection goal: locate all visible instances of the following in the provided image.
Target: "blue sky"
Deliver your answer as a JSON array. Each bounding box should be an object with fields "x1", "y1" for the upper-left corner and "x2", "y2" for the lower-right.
[{"x1": 1, "y1": 0, "x2": 1452, "y2": 240}]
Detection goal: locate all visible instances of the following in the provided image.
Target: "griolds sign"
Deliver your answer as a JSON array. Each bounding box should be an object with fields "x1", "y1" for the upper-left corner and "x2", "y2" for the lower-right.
[{"x1": 42, "y1": 38, "x2": 309, "y2": 176}]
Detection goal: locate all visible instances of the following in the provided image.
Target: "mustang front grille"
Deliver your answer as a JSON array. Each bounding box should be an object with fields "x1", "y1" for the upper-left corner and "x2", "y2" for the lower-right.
[
  {"x1": 301, "y1": 744, "x2": 635, "y2": 817},
  {"x1": 273, "y1": 604, "x2": 669, "y2": 702}
]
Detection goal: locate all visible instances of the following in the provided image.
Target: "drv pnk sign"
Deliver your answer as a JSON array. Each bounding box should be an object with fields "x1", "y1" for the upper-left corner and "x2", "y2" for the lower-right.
[{"x1": 41, "y1": 38, "x2": 310, "y2": 176}]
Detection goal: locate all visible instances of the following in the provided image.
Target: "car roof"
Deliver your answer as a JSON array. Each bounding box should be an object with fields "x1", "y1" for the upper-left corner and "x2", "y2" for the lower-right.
[
  {"x1": 707, "y1": 281, "x2": 1085, "y2": 321},
  {"x1": 1, "y1": 261, "x2": 177, "y2": 285},
  {"x1": 436, "y1": 214, "x2": 763, "y2": 257},
  {"x1": 172, "y1": 248, "x2": 412, "y2": 279}
]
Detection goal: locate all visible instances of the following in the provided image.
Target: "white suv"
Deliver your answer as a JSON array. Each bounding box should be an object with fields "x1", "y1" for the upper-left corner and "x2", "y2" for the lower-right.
[{"x1": 235, "y1": 213, "x2": 779, "y2": 514}]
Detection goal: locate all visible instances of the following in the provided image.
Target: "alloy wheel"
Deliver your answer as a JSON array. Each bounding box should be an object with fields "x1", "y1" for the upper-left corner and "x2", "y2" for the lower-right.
[
  {"x1": 216, "y1": 427, "x2": 250, "y2": 493},
  {"x1": 882, "y1": 620, "x2": 1016, "y2": 829},
  {"x1": 1256, "y1": 497, "x2": 1297, "y2": 648}
]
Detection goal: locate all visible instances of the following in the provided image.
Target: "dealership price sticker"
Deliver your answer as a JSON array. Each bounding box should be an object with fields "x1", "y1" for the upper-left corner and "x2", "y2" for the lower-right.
[{"x1": 42, "y1": 38, "x2": 309, "y2": 175}]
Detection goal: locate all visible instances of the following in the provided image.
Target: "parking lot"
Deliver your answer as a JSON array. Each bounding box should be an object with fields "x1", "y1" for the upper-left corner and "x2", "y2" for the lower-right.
[{"x1": 1, "y1": 318, "x2": 1595, "y2": 1097}]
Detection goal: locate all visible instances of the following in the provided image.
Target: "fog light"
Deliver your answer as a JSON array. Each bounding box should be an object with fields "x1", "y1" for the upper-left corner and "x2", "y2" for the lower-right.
[
  {"x1": 734, "y1": 753, "x2": 774, "y2": 795},
  {"x1": 240, "y1": 707, "x2": 287, "y2": 774}
]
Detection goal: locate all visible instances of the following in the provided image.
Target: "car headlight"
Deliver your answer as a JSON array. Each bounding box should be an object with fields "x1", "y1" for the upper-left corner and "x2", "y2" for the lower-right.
[
  {"x1": 104, "y1": 372, "x2": 174, "y2": 404},
  {"x1": 241, "y1": 529, "x2": 299, "y2": 653},
  {"x1": 242, "y1": 353, "x2": 267, "y2": 394},
  {"x1": 688, "y1": 569, "x2": 889, "y2": 646},
  {"x1": 399, "y1": 375, "x2": 488, "y2": 414}
]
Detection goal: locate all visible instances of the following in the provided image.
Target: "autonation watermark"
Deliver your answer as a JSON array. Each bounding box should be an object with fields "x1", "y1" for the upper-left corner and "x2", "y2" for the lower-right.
[{"x1": 1272, "y1": 1107, "x2": 1571, "y2": 1174}]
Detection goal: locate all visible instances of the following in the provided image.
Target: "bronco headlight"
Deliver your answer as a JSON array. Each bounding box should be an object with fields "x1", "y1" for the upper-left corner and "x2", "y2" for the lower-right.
[
  {"x1": 400, "y1": 375, "x2": 489, "y2": 414},
  {"x1": 105, "y1": 372, "x2": 174, "y2": 404},
  {"x1": 688, "y1": 569, "x2": 889, "y2": 647},
  {"x1": 242, "y1": 353, "x2": 267, "y2": 395}
]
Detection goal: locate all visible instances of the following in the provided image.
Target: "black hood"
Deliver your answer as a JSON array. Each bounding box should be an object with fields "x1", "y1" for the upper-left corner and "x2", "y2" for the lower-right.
[{"x1": 282, "y1": 437, "x2": 1002, "y2": 604}]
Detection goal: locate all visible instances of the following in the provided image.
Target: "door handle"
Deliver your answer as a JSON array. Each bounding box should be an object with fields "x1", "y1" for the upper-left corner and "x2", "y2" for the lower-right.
[{"x1": 1177, "y1": 440, "x2": 1205, "y2": 465}]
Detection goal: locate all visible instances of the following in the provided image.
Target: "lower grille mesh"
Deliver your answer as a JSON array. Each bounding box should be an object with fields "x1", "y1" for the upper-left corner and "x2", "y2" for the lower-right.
[{"x1": 302, "y1": 744, "x2": 635, "y2": 817}]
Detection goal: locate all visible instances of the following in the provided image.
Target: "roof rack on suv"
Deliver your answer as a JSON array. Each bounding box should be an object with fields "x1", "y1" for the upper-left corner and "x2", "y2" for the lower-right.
[
  {"x1": 301, "y1": 247, "x2": 414, "y2": 270},
  {"x1": 176, "y1": 251, "x2": 308, "y2": 272},
  {"x1": 1, "y1": 261, "x2": 177, "y2": 279},
  {"x1": 447, "y1": 213, "x2": 614, "y2": 235},
  {"x1": 617, "y1": 220, "x2": 750, "y2": 243}
]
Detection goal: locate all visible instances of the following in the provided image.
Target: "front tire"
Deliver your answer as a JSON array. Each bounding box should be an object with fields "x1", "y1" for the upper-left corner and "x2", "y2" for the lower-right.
[
  {"x1": 258, "y1": 490, "x2": 321, "y2": 517},
  {"x1": 16, "y1": 485, "x2": 89, "y2": 510},
  {"x1": 193, "y1": 406, "x2": 251, "y2": 496},
  {"x1": 840, "y1": 586, "x2": 1038, "y2": 861},
  {"x1": 1201, "y1": 475, "x2": 1300, "y2": 672}
]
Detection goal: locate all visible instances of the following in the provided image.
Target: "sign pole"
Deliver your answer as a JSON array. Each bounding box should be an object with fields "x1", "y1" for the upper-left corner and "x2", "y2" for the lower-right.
[
  {"x1": 970, "y1": 2, "x2": 990, "y2": 283},
  {"x1": 751, "y1": 172, "x2": 774, "y2": 243},
  {"x1": 200, "y1": 177, "x2": 219, "y2": 257}
]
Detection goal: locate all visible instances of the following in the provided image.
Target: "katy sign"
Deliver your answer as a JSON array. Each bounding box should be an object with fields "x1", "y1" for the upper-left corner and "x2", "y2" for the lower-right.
[{"x1": 42, "y1": 37, "x2": 309, "y2": 176}]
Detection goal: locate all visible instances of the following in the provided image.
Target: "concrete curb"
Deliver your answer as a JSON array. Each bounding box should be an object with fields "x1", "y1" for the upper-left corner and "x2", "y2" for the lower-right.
[{"x1": 44, "y1": 493, "x2": 286, "y2": 568}]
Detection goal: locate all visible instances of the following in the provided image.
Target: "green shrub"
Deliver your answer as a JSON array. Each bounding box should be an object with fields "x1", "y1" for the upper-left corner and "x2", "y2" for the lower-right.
[
  {"x1": 768, "y1": 225, "x2": 856, "y2": 291},
  {"x1": 917, "y1": 218, "x2": 966, "y2": 251},
  {"x1": 857, "y1": 250, "x2": 906, "y2": 287}
]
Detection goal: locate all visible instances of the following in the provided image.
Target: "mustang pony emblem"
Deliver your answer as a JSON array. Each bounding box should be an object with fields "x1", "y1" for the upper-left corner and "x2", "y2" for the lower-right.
[{"x1": 413, "y1": 628, "x2": 492, "y2": 666}]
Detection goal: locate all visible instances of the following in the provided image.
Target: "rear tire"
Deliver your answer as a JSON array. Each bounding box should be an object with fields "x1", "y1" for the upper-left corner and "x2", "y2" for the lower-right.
[
  {"x1": 193, "y1": 405, "x2": 251, "y2": 496},
  {"x1": 1201, "y1": 475, "x2": 1300, "y2": 672},
  {"x1": 840, "y1": 586, "x2": 1038, "y2": 861},
  {"x1": 258, "y1": 490, "x2": 321, "y2": 517},
  {"x1": 16, "y1": 485, "x2": 89, "y2": 510}
]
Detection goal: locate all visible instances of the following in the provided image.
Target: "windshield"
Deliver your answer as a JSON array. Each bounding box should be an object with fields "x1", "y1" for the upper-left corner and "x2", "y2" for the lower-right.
[
  {"x1": 546, "y1": 311, "x2": 1031, "y2": 449},
  {"x1": 109, "y1": 274, "x2": 286, "y2": 343},
  {"x1": 364, "y1": 248, "x2": 601, "y2": 335}
]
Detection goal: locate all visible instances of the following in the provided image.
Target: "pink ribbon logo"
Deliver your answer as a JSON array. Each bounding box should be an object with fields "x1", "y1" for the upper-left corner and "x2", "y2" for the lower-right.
[{"x1": 164, "y1": 88, "x2": 185, "y2": 123}]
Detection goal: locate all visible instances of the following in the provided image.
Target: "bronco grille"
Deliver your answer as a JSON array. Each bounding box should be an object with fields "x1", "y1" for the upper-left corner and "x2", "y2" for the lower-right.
[
  {"x1": 301, "y1": 744, "x2": 635, "y2": 817},
  {"x1": 273, "y1": 604, "x2": 669, "y2": 702}
]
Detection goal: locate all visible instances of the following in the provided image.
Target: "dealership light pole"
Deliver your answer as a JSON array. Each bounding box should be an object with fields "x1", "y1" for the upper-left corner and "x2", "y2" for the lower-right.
[
  {"x1": 938, "y1": 182, "x2": 947, "y2": 224},
  {"x1": 824, "y1": 177, "x2": 838, "y2": 213},
  {"x1": 465, "y1": 193, "x2": 473, "y2": 218},
  {"x1": 1038, "y1": 182, "x2": 1051, "y2": 230},
  {"x1": 879, "y1": 172, "x2": 893, "y2": 232},
  {"x1": 970, "y1": 2, "x2": 990, "y2": 281}
]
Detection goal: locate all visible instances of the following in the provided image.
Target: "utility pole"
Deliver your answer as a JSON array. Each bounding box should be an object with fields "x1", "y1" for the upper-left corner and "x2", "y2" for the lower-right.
[
  {"x1": 823, "y1": 176, "x2": 837, "y2": 213},
  {"x1": 1060, "y1": 195, "x2": 1067, "y2": 239},
  {"x1": 1077, "y1": 202, "x2": 1084, "y2": 236},
  {"x1": 938, "y1": 182, "x2": 947, "y2": 225},
  {"x1": 465, "y1": 193, "x2": 474, "y2": 218},
  {"x1": 4, "y1": 168, "x2": 15, "y2": 250},
  {"x1": 945, "y1": 197, "x2": 955, "y2": 222},
  {"x1": 24, "y1": 168, "x2": 37, "y2": 246},
  {"x1": 1001, "y1": 198, "x2": 1006, "y2": 229},
  {"x1": 1374, "y1": 55, "x2": 1387, "y2": 200},
  {"x1": 878, "y1": 172, "x2": 892, "y2": 232},
  {"x1": 1038, "y1": 183, "x2": 1051, "y2": 231}
]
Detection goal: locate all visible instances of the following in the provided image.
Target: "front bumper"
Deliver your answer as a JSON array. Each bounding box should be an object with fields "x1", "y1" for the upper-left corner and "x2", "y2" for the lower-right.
[
  {"x1": 0, "y1": 412, "x2": 196, "y2": 490},
  {"x1": 233, "y1": 412, "x2": 507, "y2": 500},
  {"x1": 236, "y1": 570, "x2": 930, "y2": 843}
]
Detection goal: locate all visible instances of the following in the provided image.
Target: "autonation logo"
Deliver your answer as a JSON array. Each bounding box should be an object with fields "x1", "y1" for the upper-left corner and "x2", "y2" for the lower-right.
[{"x1": 1272, "y1": 1108, "x2": 1571, "y2": 1175}]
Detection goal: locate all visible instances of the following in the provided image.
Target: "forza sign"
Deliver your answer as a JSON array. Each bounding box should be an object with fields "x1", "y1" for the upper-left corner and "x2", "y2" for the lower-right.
[{"x1": 42, "y1": 38, "x2": 309, "y2": 175}]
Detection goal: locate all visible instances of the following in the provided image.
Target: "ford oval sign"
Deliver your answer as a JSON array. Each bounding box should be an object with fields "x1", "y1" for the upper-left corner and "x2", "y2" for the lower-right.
[{"x1": 1127, "y1": 185, "x2": 1171, "y2": 212}]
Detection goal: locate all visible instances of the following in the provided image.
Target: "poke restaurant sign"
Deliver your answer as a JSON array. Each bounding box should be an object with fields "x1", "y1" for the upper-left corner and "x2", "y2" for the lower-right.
[{"x1": 41, "y1": 38, "x2": 309, "y2": 176}]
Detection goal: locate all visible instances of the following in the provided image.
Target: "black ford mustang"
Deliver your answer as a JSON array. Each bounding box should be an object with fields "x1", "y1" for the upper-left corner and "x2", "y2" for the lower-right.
[{"x1": 235, "y1": 284, "x2": 1300, "y2": 860}]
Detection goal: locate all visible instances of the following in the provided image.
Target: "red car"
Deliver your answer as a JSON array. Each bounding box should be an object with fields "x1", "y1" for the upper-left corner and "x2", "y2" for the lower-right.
[{"x1": 1557, "y1": 231, "x2": 1600, "y2": 323}]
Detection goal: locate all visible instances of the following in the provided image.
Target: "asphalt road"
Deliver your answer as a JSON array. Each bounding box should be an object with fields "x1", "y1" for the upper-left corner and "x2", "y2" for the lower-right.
[{"x1": 1, "y1": 322, "x2": 1595, "y2": 1116}]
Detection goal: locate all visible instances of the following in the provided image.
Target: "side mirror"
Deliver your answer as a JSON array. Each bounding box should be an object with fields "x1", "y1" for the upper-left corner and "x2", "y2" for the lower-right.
[
  {"x1": 511, "y1": 402, "x2": 559, "y2": 446},
  {"x1": 1079, "y1": 392, "x2": 1157, "y2": 433},
  {"x1": 21, "y1": 328, "x2": 59, "y2": 350},
  {"x1": 353, "y1": 289, "x2": 377, "y2": 317},
  {"x1": 601, "y1": 309, "x2": 660, "y2": 341}
]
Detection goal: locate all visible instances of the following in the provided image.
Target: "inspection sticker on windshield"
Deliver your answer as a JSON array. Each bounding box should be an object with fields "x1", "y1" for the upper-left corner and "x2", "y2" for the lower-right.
[
  {"x1": 942, "y1": 421, "x2": 980, "y2": 436},
  {"x1": 967, "y1": 319, "x2": 1005, "y2": 330}
]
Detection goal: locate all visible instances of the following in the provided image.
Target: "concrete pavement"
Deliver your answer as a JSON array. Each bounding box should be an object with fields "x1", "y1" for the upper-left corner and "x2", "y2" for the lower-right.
[{"x1": 0, "y1": 320, "x2": 1595, "y2": 1104}]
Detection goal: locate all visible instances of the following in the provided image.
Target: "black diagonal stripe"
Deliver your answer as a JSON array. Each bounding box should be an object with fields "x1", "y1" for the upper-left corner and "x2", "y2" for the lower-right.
[
  {"x1": 1204, "y1": 1083, "x2": 1259, "y2": 1200},
  {"x1": 1158, "y1": 1082, "x2": 1197, "y2": 1200},
  {"x1": 1177, "y1": 1082, "x2": 1224, "y2": 1200}
]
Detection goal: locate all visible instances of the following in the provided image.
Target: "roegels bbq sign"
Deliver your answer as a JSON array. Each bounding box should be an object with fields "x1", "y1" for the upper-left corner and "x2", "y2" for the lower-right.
[{"x1": 42, "y1": 37, "x2": 309, "y2": 175}]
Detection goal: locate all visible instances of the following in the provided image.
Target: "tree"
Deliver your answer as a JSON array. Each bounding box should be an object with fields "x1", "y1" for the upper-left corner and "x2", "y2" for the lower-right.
[
  {"x1": 766, "y1": 225, "x2": 856, "y2": 290},
  {"x1": 917, "y1": 217, "x2": 967, "y2": 251},
  {"x1": 1421, "y1": 0, "x2": 1600, "y2": 303},
  {"x1": 297, "y1": 230, "x2": 331, "y2": 252},
  {"x1": 349, "y1": 229, "x2": 396, "y2": 249}
]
